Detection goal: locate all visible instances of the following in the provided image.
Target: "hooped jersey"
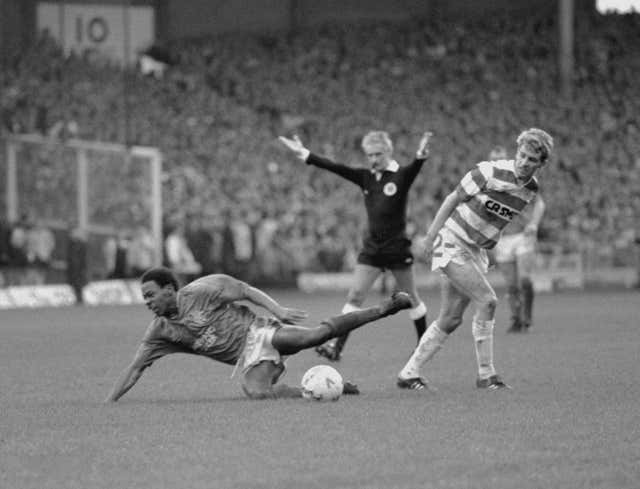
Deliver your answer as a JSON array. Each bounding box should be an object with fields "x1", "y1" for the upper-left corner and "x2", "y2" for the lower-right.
[{"x1": 446, "y1": 159, "x2": 539, "y2": 249}]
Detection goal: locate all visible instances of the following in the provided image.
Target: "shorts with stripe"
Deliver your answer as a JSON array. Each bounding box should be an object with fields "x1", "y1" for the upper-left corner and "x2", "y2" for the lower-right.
[
  {"x1": 431, "y1": 227, "x2": 489, "y2": 274},
  {"x1": 235, "y1": 317, "x2": 286, "y2": 376}
]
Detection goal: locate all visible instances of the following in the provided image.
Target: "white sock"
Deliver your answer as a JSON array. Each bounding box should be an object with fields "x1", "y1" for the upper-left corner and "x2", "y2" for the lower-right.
[
  {"x1": 472, "y1": 317, "x2": 496, "y2": 380},
  {"x1": 399, "y1": 322, "x2": 447, "y2": 379},
  {"x1": 408, "y1": 301, "x2": 427, "y2": 320},
  {"x1": 342, "y1": 303, "x2": 361, "y2": 314}
]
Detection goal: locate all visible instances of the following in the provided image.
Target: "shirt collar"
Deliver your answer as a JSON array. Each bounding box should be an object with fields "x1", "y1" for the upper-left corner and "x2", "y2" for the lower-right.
[{"x1": 371, "y1": 160, "x2": 399, "y2": 174}]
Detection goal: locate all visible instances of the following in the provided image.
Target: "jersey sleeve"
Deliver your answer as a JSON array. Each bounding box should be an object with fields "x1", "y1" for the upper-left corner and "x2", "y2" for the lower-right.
[
  {"x1": 179, "y1": 274, "x2": 247, "y2": 311},
  {"x1": 306, "y1": 153, "x2": 366, "y2": 187},
  {"x1": 131, "y1": 320, "x2": 191, "y2": 369},
  {"x1": 455, "y1": 162, "x2": 490, "y2": 201},
  {"x1": 404, "y1": 158, "x2": 426, "y2": 183}
]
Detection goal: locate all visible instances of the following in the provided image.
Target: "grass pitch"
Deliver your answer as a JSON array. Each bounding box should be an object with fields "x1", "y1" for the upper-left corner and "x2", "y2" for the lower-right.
[{"x1": 1, "y1": 289, "x2": 639, "y2": 489}]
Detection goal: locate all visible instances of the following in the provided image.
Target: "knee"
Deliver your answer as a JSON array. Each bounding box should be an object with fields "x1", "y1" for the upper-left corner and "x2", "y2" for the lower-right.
[
  {"x1": 478, "y1": 294, "x2": 498, "y2": 316},
  {"x1": 438, "y1": 312, "x2": 465, "y2": 333}
]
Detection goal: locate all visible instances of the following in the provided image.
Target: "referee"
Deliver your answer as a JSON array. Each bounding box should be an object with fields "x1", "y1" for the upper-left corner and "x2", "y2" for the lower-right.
[{"x1": 279, "y1": 131, "x2": 431, "y2": 361}]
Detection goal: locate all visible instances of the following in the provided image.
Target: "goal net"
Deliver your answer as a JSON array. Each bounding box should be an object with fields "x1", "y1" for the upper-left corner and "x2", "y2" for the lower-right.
[{"x1": 1, "y1": 134, "x2": 163, "y2": 280}]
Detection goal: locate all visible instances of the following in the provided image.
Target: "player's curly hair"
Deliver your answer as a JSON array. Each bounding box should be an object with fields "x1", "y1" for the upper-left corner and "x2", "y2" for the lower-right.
[
  {"x1": 362, "y1": 131, "x2": 393, "y2": 152},
  {"x1": 516, "y1": 128, "x2": 554, "y2": 163},
  {"x1": 141, "y1": 267, "x2": 179, "y2": 290}
]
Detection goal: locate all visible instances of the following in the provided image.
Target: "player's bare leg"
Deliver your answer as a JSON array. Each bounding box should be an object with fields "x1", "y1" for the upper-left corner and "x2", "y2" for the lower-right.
[
  {"x1": 242, "y1": 361, "x2": 301, "y2": 399},
  {"x1": 399, "y1": 260, "x2": 508, "y2": 390},
  {"x1": 398, "y1": 278, "x2": 468, "y2": 390},
  {"x1": 316, "y1": 264, "x2": 381, "y2": 361},
  {"x1": 445, "y1": 262, "x2": 509, "y2": 389},
  {"x1": 274, "y1": 291, "x2": 411, "y2": 355},
  {"x1": 392, "y1": 267, "x2": 428, "y2": 341}
]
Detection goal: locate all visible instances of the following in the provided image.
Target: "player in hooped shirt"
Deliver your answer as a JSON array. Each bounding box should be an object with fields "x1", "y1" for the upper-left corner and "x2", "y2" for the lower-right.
[
  {"x1": 397, "y1": 128, "x2": 553, "y2": 391},
  {"x1": 279, "y1": 131, "x2": 431, "y2": 362},
  {"x1": 105, "y1": 267, "x2": 412, "y2": 401},
  {"x1": 488, "y1": 146, "x2": 546, "y2": 333}
]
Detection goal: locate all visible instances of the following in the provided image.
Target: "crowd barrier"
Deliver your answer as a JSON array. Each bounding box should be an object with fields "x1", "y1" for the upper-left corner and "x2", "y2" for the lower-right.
[
  {"x1": 0, "y1": 262, "x2": 636, "y2": 310},
  {"x1": 0, "y1": 279, "x2": 144, "y2": 309}
]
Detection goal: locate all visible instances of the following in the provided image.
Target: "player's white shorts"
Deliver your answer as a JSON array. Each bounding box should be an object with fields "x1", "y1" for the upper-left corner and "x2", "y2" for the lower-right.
[
  {"x1": 431, "y1": 227, "x2": 489, "y2": 274},
  {"x1": 236, "y1": 317, "x2": 286, "y2": 376},
  {"x1": 493, "y1": 232, "x2": 536, "y2": 266}
]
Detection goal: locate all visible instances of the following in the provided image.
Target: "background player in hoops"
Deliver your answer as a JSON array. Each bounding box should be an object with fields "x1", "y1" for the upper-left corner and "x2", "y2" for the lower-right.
[
  {"x1": 105, "y1": 267, "x2": 411, "y2": 401},
  {"x1": 488, "y1": 146, "x2": 546, "y2": 333},
  {"x1": 279, "y1": 131, "x2": 431, "y2": 361},
  {"x1": 397, "y1": 128, "x2": 553, "y2": 391},
  {"x1": 493, "y1": 194, "x2": 546, "y2": 332}
]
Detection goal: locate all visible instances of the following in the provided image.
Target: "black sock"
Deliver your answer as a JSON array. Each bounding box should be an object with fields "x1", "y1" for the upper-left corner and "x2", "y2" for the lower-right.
[
  {"x1": 324, "y1": 306, "x2": 383, "y2": 337},
  {"x1": 413, "y1": 315, "x2": 427, "y2": 341},
  {"x1": 334, "y1": 334, "x2": 349, "y2": 353},
  {"x1": 507, "y1": 285, "x2": 521, "y2": 322},
  {"x1": 521, "y1": 278, "x2": 534, "y2": 324}
]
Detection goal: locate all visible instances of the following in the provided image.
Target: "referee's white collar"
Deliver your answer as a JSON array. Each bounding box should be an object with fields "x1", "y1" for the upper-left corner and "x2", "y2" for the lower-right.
[{"x1": 371, "y1": 160, "x2": 399, "y2": 174}]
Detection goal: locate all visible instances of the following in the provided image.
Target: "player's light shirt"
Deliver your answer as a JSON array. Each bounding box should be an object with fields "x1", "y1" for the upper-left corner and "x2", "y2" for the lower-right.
[
  {"x1": 132, "y1": 275, "x2": 256, "y2": 370},
  {"x1": 501, "y1": 194, "x2": 539, "y2": 236},
  {"x1": 447, "y1": 159, "x2": 539, "y2": 249}
]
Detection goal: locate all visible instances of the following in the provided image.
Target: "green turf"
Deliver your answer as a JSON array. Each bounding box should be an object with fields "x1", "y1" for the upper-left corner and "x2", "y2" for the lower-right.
[{"x1": 1, "y1": 290, "x2": 638, "y2": 489}]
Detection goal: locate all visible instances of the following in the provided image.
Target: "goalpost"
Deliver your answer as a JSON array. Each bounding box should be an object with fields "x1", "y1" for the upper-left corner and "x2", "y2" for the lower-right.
[{"x1": 2, "y1": 134, "x2": 163, "y2": 277}]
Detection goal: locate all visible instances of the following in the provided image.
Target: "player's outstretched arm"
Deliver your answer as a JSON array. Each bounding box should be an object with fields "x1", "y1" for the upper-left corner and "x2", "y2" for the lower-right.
[
  {"x1": 421, "y1": 190, "x2": 463, "y2": 256},
  {"x1": 104, "y1": 343, "x2": 157, "y2": 402},
  {"x1": 214, "y1": 274, "x2": 309, "y2": 324},
  {"x1": 278, "y1": 135, "x2": 310, "y2": 161},
  {"x1": 416, "y1": 131, "x2": 433, "y2": 159},
  {"x1": 242, "y1": 283, "x2": 308, "y2": 325},
  {"x1": 105, "y1": 363, "x2": 146, "y2": 402}
]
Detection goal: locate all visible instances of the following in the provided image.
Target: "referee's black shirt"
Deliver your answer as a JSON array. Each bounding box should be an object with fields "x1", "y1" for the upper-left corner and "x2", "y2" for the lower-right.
[{"x1": 307, "y1": 153, "x2": 425, "y2": 243}]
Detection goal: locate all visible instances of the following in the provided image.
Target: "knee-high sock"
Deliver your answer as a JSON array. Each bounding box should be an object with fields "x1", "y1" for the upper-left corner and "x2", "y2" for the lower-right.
[
  {"x1": 324, "y1": 304, "x2": 383, "y2": 338},
  {"x1": 409, "y1": 301, "x2": 428, "y2": 340},
  {"x1": 473, "y1": 317, "x2": 496, "y2": 379},
  {"x1": 520, "y1": 278, "x2": 534, "y2": 323},
  {"x1": 399, "y1": 322, "x2": 447, "y2": 379},
  {"x1": 324, "y1": 303, "x2": 361, "y2": 348},
  {"x1": 506, "y1": 285, "x2": 521, "y2": 320}
]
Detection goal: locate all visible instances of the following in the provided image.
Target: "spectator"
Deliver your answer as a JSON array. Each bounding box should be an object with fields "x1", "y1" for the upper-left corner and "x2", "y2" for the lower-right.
[
  {"x1": 25, "y1": 219, "x2": 56, "y2": 284},
  {"x1": 67, "y1": 226, "x2": 88, "y2": 304},
  {"x1": 104, "y1": 231, "x2": 130, "y2": 279},
  {"x1": 128, "y1": 226, "x2": 156, "y2": 278},
  {"x1": 164, "y1": 220, "x2": 201, "y2": 283}
]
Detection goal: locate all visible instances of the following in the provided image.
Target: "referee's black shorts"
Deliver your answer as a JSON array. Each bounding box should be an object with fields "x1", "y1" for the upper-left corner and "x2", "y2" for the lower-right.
[{"x1": 357, "y1": 235, "x2": 414, "y2": 270}]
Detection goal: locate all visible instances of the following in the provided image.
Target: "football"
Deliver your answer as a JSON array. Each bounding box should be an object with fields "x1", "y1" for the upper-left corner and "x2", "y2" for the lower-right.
[{"x1": 301, "y1": 365, "x2": 344, "y2": 402}]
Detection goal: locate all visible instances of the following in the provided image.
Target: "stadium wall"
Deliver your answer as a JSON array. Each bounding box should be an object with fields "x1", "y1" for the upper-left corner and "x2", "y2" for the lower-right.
[
  {"x1": 161, "y1": 0, "x2": 562, "y2": 38},
  {"x1": 1, "y1": 0, "x2": 597, "y2": 58}
]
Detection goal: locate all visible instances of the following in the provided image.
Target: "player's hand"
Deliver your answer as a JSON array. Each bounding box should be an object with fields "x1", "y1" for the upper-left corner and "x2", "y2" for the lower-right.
[
  {"x1": 416, "y1": 131, "x2": 433, "y2": 159},
  {"x1": 413, "y1": 235, "x2": 435, "y2": 261},
  {"x1": 277, "y1": 306, "x2": 309, "y2": 325},
  {"x1": 523, "y1": 224, "x2": 538, "y2": 237},
  {"x1": 278, "y1": 135, "x2": 309, "y2": 160}
]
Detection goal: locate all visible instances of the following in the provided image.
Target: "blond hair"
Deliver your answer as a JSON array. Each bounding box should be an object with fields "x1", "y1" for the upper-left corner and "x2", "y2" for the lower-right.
[
  {"x1": 516, "y1": 128, "x2": 554, "y2": 163},
  {"x1": 361, "y1": 131, "x2": 393, "y2": 152}
]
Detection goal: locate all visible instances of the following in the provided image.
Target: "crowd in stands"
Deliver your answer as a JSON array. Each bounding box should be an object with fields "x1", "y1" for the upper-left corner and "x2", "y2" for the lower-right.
[{"x1": 1, "y1": 9, "x2": 639, "y2": 286}]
